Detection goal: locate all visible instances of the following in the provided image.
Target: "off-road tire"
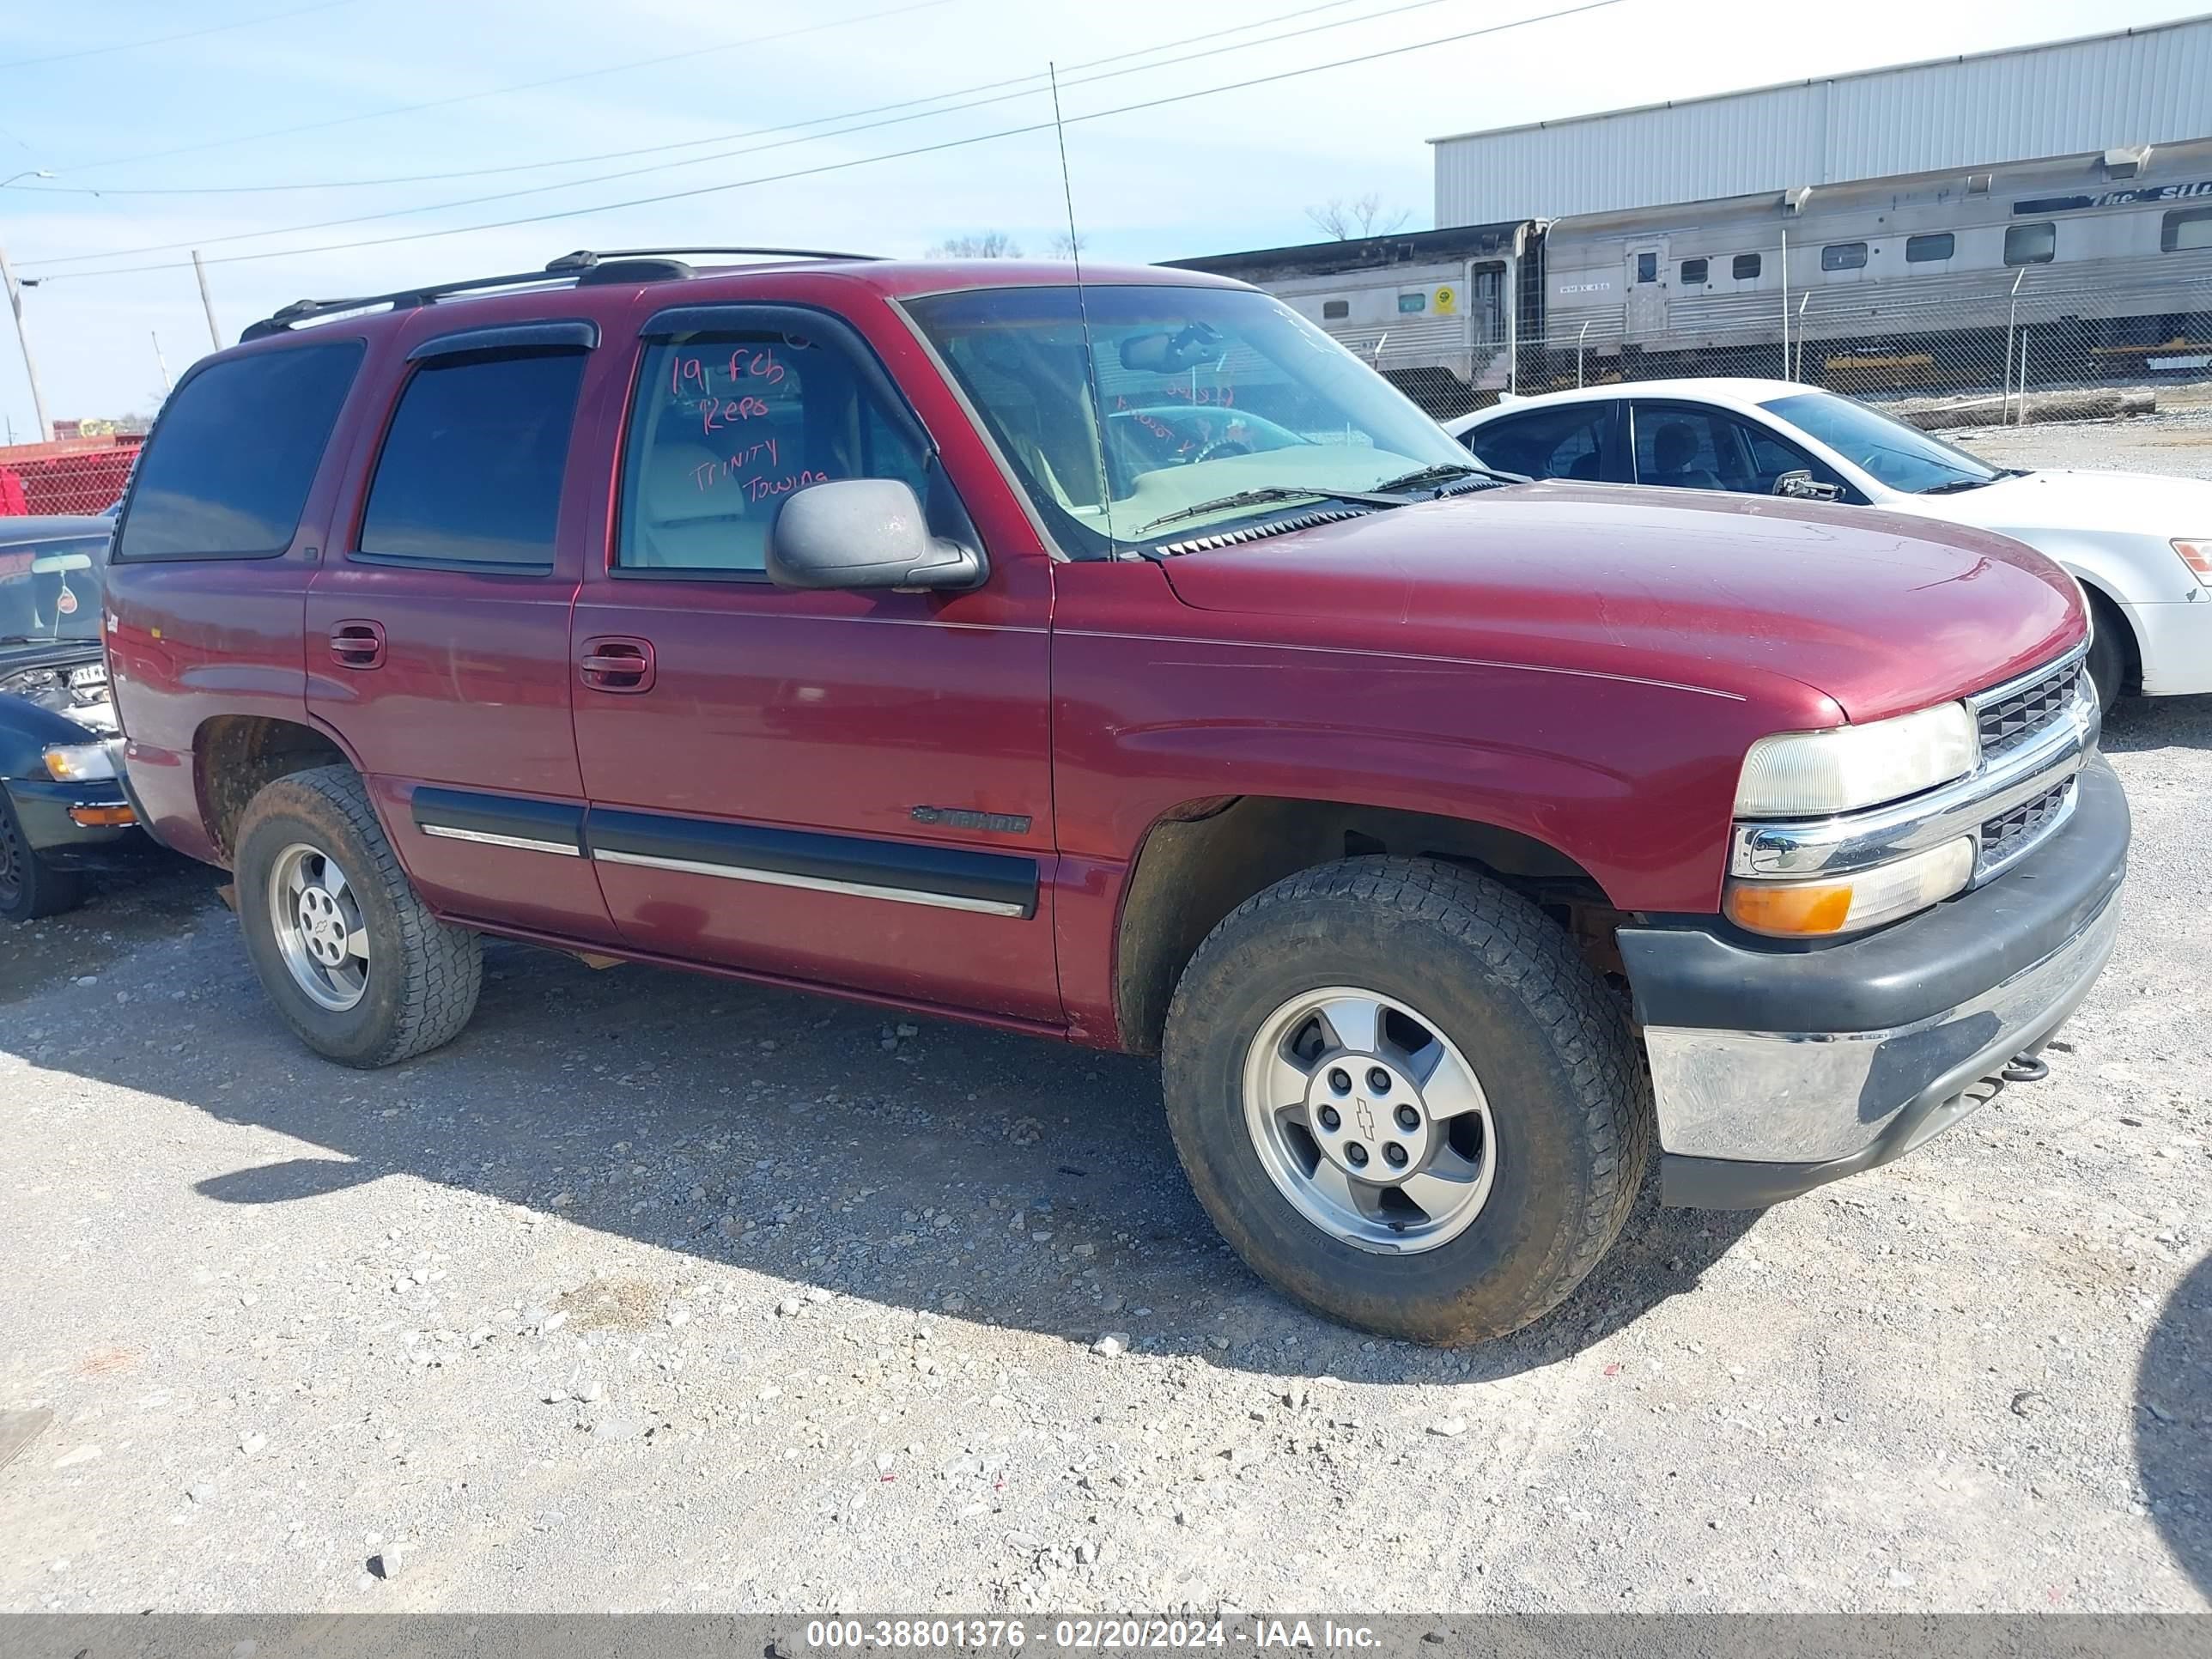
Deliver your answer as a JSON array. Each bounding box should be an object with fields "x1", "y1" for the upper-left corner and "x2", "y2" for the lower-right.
[
  {"x1": 234, "y1": 764, "x2": 481, "y2": 1067},
  {"x1": 0, "y1": 792, "x2": 84, "y2": 922},
  {"x1": 1161, "y1": 856, "x2": 1651, "y2": 1345}
]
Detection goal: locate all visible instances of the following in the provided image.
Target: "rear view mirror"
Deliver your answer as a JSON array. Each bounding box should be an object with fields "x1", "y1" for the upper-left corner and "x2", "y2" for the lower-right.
[
  {"x1": 1118, "y1": 323, "x2": 1227, "y2": 375},
  {"x1": 765, "y1": 478, "x2": 985, "y2": 593},
  {"x1": 1775, "y1": 470, "x2": 1842, "y2": 502}
]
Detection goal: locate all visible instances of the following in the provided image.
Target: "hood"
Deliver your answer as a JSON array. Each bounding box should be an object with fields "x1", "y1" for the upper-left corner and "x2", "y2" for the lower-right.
[
  {"x1": 1890, "y1": 467, "x2": 2212, "y2": 538},
  {"x1": 1158, "y1": 483, "x2": 2082, "y2": 723}
]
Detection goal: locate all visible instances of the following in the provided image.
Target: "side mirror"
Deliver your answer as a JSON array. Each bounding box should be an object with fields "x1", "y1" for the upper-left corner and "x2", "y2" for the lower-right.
[
  {"x1": 765, "y1": 478, "x2": 985, "y2": 593},
  {"x1": 1775, "y1": 470, "x2": 1843, "y2": 502}
]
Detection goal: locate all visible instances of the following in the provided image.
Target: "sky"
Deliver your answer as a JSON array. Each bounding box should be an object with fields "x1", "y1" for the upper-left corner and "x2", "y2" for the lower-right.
[{"x1": 0, "y1": 0, "x2": 2204, "y2": 433}]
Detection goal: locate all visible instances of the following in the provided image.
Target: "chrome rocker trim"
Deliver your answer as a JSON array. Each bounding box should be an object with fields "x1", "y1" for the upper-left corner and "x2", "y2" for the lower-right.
[
  {"x1": 419, "y1": 824, "x2": 584, "y2": 857},
  {"x1": 591, "y1": 848, "x2": 1031, "y2": 917}
]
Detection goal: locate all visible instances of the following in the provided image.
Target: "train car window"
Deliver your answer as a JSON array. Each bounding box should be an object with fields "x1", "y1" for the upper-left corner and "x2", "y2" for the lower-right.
[
  {"x1": 1463, "y1": 404, "x2": 1613, "y2": 483},
  {"x1": 2161, "y1": 209, "x2": 2212, "y2": 252},
  {"x1": 1905, "y1": 234, "x2": 1955, "y2": 263},
  {"x1": 1680, "y1": 258, "x2": 1709, "y2": 284},
  {"x1": 1322, "y1": 300, "x2": 1350, "y2": 320},
  {"x1": 1635, "y1": 253, "x2": 1658, "y2": 283},
  {"x1": 1820, "y1": 242, "x2": 1869, "y2": 272},
  {"x1": 2005, "y1": 222, "x2": 2057, "y2": 265},
  {"x1": 1732, "y1": 254, "x2": 1762, "y2": 280}
]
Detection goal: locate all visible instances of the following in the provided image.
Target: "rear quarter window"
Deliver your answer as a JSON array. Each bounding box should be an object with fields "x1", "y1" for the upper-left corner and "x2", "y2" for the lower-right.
[{"x1": 116, "y1": 341, "x2": 363, "y2": 561}]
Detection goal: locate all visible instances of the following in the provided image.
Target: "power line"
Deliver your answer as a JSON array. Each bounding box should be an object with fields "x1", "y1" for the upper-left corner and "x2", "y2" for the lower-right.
[
  {"x1": 29, "y1": 0, "x2": 1626, "y2": 285},
  {"x1": 0, "y1": 0, "x2": 359, "y2": 70},
  {"x1": 6, "y1": 0, "x2": 1368, "y2": 198},
  {"x1": 24, "y1": 0, "x2": 1474, "y2": 270},
  {"x1": 45, "y1": 0, "x2": 957, "y2": 178}
]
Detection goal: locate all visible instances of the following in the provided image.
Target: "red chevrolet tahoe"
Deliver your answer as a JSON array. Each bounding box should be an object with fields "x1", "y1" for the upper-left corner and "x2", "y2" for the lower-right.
[{"x1": 100, "y1": 250, "x2": 2126, "y2": 1342}]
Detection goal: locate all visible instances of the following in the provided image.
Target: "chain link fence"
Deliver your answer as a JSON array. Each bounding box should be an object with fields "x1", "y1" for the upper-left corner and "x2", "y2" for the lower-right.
[
  {"x1": 0, "y1": 435, "x2": 142, "y2": 518},
  {"x1": 1504, "y1": 265, "x2": 2212, "y2": 428}
]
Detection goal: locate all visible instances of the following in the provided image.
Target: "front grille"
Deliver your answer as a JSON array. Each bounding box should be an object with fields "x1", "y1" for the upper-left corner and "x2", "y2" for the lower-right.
[
  {"x1": 1976, "y1": 659, "x2": 2081, "y2": 762},
  {"x1": 1980, "y1": 778, "x2": 2075, "y2": 876}
]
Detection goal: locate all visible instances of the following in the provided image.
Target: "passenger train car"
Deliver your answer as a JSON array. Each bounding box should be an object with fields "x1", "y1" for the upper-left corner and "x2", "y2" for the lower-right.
[{"x1": 1172, "y1": 138, "x2": 2212, "y2": 414}]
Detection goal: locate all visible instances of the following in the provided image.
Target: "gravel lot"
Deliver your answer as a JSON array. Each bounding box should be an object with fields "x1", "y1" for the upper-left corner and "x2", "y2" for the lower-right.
[{"x1": 3, "y1": 422, "x2": 2207, "y2": 1618}]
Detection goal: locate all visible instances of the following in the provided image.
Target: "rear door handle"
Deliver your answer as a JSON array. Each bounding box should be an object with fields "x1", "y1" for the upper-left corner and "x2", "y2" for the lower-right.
[
  {"x1": 579, "y1": 635, "x2": 654, "y2": 694},
  {"x1": 330, "y1": 620, "x2": 386, "y2": 670}
]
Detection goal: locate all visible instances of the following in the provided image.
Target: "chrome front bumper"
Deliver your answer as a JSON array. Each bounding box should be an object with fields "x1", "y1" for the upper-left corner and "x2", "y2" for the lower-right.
[
  {"x1": 1645, "y1": 888, "x2": 2118, "y2": 1166},
  {"x1": 1623, "y1": 753, "x2": 2130, "y2": 1209}
]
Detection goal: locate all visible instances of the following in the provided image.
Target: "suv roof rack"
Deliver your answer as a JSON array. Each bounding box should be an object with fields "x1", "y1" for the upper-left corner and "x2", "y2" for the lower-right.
[{"x1": 240, "y1": 245, "x2": 882, "y2": 342}]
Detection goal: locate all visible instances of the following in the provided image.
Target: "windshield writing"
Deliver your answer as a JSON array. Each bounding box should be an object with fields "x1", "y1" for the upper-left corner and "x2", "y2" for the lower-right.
[{"x1": 906, "y1": 284, "x2": 1474, "y2": 555}]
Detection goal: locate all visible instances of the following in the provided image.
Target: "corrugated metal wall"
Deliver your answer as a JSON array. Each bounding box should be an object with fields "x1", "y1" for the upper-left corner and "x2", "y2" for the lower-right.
[{"x1": 1433, "y1": 15, "x2": 2212, "y2": 226}]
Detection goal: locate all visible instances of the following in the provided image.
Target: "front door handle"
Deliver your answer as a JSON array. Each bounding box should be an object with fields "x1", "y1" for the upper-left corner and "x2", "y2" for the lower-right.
[
  {"x1": 330, "y1": 620, "x2": 386, "y2": 669},
  {"x1": 580, "y1": 635, "x2": 654, "y2": 694}
]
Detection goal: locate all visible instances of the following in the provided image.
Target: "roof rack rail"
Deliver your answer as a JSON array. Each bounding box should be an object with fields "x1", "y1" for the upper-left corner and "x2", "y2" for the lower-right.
[
  {"x1": 240, "y1": 245, "x2": 881, "y2": 341},
  {"x1": 545, "y1": 246, "x2": 882, "y2": 270}
]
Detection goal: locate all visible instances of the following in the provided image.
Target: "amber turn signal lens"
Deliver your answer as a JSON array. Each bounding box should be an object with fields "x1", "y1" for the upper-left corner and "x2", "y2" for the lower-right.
[
  {"x1": 68, "y1": 804, "x2": 137, "y2": 828},
  {"x1": 1724, "y1": 881, "x2": 1854, "y2": 936}
]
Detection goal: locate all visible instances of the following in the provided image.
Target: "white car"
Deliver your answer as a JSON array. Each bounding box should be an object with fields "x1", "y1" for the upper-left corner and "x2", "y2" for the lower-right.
[{"x1": 1446, "y1": 378, "x2": 2212, "y2": 710}]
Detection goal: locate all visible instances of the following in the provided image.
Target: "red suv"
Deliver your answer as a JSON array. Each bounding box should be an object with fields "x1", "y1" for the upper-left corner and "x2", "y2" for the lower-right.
[{"x1": 100, "y1": 249, "x2": 2125, "y2": 1342}]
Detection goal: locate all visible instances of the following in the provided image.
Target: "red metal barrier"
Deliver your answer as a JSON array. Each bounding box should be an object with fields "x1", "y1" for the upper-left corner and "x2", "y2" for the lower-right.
[{"x1": 0, "y1": 435, "x2": 143, "y2": 518}]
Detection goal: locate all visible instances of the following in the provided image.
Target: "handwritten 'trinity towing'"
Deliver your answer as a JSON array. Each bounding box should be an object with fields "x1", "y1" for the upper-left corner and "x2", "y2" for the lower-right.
[{"x1": 690, "y1": 437, "x2": 829, "y2": 502}]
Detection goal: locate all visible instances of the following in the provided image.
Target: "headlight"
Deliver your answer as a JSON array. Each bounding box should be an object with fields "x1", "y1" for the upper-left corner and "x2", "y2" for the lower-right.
[
  {"x1": 43, "y1": 741, "x2": 118, "y2": 783},
  {"x1": 2172, "y1": 538, "x2": 2212, "y2": 587},
  {"x1": 1725, "y1": 836, "x2": 1975, "y2": 938},
  {"x1": 1735, "y1": 702, "x2": 1976, "y2": 817}
]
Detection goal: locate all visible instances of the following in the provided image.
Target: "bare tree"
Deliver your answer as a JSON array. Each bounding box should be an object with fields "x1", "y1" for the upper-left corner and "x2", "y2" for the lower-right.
[
  {"x1": 927, "y1": 231, "x2": 1023, "y2": 258},
  {"x1": 1047, "y1": 229, "x2": 1088, "y2": 259},
  {"x1": 1304, "y1": 193, "x2": 1413, "y2": 240}
]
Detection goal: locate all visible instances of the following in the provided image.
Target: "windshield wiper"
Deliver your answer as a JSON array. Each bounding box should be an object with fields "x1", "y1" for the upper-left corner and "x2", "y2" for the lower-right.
[
  {"x1": 1917, "y1": 476, "x2": 1999, "y2": 495},
  {"x1": 1136, "y1": 485, "x2": 1401, "y2": 538},
  {"x1": 1369, "y1": 460, "x2": 1527, "y2": 493}
]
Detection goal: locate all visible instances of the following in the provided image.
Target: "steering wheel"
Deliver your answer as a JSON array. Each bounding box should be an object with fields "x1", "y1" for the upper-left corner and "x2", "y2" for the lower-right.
[{"x1": 1194, "y1": 440, "x2": 1252, "y2": 464}]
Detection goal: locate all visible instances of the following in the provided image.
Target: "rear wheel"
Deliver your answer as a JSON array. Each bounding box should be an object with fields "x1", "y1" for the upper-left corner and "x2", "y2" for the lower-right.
[
  {"x1": 1161, "y1": 856, "x2": 1650, "y2": 1345},
  {"x1": 234, "y1": 765, "x2": 482, "y2": 1066},
  {"x1": 0, "y1": 793, "x2": 84, "y2": 922}
]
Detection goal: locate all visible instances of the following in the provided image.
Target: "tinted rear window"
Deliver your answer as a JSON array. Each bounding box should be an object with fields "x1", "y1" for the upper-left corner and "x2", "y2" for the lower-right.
[
  {"x1": 356, "y1": 351, "x2": 586, "y2": 570},
  {"x1": 116, "y1": 342, "x2": 362, "y2": 560}
]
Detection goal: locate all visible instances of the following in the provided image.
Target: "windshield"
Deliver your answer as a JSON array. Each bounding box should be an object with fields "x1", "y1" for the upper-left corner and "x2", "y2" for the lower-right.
[
  {"x1": 1760, "y1": 391, "x2": 2002, "y2": 494},
  {"x1": 905, "y1": 283, "x2": 1477, "y2": 554},
  {"x1": 0, "y1": 534, "x2": 108, "y2": 644}
]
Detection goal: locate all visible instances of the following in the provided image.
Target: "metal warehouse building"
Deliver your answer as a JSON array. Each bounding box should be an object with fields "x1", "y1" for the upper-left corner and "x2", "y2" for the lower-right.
[{"x1": 1432, "y1": 15, "x2": 2212, "y2": 226}]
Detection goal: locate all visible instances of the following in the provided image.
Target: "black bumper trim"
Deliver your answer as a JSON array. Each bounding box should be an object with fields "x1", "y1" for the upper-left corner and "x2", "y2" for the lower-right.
[
  {"x1": 1621, "y1": 754, "x2": 2128, "y2": 1035},
  {"x1": 5, "y1": 775, "x2": 137, "y2": 857}
]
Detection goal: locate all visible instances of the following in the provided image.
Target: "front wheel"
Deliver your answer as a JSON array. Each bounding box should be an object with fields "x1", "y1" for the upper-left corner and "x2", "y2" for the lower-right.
[
  {"x1": 2086, "y1": 597, "x2": 2128, "y2": 716},
  {"x1": 1161, "y1": 857, "x2": 1650, "y2": 1344},
  {"x1": 0, "y1": 792, "x2": 84, "y2": 922},
  {"x1": 234, "y1": 765, "x2": 482, "y2": 1067}
]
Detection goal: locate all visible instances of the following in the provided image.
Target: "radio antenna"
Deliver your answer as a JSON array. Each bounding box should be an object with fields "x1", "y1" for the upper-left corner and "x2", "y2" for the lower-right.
[{"x1": 1048, "y1": 61, "x2": 1118, "y2": 550}]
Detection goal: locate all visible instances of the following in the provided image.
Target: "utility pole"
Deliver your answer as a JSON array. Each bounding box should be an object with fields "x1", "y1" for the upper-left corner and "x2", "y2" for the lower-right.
[
  {"x1": 191, "y1": 250, "x2": 222, "y2": 349},
  {"x1": 0, "y1": 241, "x2": 52, "y2": 443},
  {"x1": 152, "y1": 330, "x2": 173, "y2": 394}
]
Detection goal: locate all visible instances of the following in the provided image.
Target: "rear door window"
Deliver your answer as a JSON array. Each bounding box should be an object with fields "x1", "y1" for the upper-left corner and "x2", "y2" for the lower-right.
[
  {"x1": 356, "y1": 351, "x2": 587, "y2": 571},
  {"x1": 1463, "y1": 403, "x2": 1613, "y2": 482},
  {"x1": 115, "y1": 342, "x2": 362, "y2": 560}
]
